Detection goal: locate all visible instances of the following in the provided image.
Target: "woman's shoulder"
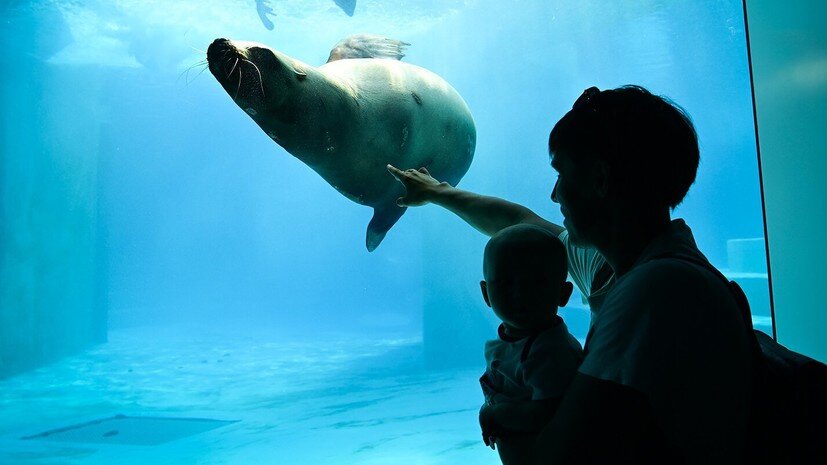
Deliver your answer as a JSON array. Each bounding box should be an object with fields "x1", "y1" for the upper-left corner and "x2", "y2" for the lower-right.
[
  {"x1": 617, "y1": 257, "x2": 707, "y2": 293},
  {"x1": 602, "y1": 257, "x2": 733, "y2": 321}
]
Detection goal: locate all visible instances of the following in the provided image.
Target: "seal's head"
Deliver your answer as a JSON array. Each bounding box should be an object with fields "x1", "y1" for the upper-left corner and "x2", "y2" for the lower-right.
[{"x1": 207, "y1": 38, "x2": 300, "y2": 119}]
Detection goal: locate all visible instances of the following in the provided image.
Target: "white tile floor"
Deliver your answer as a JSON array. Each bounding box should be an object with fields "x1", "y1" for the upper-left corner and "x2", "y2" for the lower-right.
[{"x1": 0, "y1": 326, "x2": 499, "y2": 465}]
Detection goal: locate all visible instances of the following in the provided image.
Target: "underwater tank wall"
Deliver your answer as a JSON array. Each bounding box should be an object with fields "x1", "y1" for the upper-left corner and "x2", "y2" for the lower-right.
[
  {"x1": 0, "y1": 6, "x2": 105, "y2": 378},
  {"x1": 0, "y1": 0, "x2": 796, "y2": 463}
]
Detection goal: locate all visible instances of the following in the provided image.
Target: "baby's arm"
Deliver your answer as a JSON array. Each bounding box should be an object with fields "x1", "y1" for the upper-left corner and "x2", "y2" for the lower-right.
[{"x1": 481, "y1": 397, "x2": 562, "y2": 436}]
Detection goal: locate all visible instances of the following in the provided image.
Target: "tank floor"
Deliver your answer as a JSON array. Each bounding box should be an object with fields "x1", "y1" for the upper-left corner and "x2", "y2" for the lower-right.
[{"x1": 0, "y1": 325, "x2": 497, "y2": 465}]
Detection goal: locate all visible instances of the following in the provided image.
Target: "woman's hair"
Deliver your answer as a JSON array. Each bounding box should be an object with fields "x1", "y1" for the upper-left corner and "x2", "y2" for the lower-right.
[{"x1": 548, "y1": 85, "x2": 699, "y2": 210}]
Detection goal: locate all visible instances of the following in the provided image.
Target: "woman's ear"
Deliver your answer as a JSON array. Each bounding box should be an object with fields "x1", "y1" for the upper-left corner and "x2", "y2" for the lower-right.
[
  {"x1": 480, "y1": 281, "x2": 491, "y2": 307},
  {"x1": 559, "y1": 281, "x2": 574, "y2": 307},
  {"x1": 592, "y1": 159, "x2": 611, "y2": 198}
]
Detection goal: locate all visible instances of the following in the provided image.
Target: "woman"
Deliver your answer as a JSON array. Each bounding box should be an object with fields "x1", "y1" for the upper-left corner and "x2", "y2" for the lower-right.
[{"x1": 388, "y1": 85, "x2": 752, "y2": 464}]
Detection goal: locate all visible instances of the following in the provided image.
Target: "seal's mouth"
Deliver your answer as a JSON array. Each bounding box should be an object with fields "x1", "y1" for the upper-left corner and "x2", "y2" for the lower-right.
[{"x1": 207, "y1": 38, "x2": 266, "y2": 103}]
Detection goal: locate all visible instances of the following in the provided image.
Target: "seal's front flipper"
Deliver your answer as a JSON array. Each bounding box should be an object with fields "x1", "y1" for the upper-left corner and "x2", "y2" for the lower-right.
[
  {"x1": 327, "y1": 35, "x2": 410, "y2": 63},
  {"x1": 366, "y1": 204, "x2": 407, "y2": 252}
]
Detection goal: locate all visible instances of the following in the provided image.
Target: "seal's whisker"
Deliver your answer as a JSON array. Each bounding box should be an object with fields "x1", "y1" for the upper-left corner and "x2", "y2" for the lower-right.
[
  {"x1": 178, "y1": 60, "x2": 210, "y2": 84},
  {"x1": 227, "y1": 58, "x2": 239, "y2": 79},
  {"x1": 242, "y1": 58, "x2": 265, "y2": 98},
  {"x1": 189, "y1": 45, "x2": 207, "y2": 54},
  {"x1": 234, "y1": 69, "x2": 243, "y2": 101},
  {"x1": 189, "y1": 63, "x2": 210, "y2": 84}
]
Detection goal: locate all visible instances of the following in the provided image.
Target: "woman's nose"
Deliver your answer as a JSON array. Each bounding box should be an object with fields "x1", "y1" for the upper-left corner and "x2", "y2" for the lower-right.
[{"x1": 551, "y1": 179, "x2": 559, "y2": 203}]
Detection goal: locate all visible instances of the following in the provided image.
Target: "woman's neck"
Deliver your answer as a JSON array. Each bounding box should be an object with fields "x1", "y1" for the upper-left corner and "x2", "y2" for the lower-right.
[{"x1": 599, "y1": 206, "x2": 672, "y2": 277}]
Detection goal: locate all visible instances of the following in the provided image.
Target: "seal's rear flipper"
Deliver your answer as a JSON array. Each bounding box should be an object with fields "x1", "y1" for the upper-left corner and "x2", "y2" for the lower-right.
[
  {"x1": 327, "y1": 35, "x2": 410, "y2": 63},
  {"x1": 366, "y1": 204, "x2": 407, "y2": 252}
]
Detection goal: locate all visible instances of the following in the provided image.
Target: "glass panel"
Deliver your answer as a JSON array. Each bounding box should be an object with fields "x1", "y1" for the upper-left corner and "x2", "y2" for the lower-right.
[
  {"x1": 746, "y1": 0, "x2": 827, "y2": 360},
  {"x1": 0, "y1": 1, "x2": 769, "y2": 464}
]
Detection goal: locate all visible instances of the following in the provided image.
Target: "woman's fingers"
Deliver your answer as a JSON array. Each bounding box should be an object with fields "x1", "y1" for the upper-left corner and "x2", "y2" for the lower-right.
[
  {"x1": 386, "y1": 164, "x2": 404, "y2": 180},
  {"x1": 388, "y1": 164, "x2": 427, "y2": 184},
  {"x1": 388, "y1": 164, "x2": 432, "y2": 181},
  {"x1": 388, "y1": 164, "x2": 437, "y2": 207},
  {"x1": 387, "y1": 164, "x2": 418, "y2": 182}
]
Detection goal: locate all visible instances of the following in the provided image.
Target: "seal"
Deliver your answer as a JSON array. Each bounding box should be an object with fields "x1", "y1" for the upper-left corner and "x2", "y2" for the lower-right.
[{"x1": 206, "y1": 35, "x2": 476, "y2": 251}]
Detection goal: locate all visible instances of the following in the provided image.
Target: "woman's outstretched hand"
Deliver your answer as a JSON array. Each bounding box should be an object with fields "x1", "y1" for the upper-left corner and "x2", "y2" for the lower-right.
[{"x1": 387, "y1": 164, "x2": 445, "y2": 207}]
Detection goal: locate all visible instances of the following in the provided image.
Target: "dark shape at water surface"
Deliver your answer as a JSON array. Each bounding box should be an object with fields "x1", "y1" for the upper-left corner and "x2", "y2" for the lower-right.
[
  {"x1": 256, "y1": 0, "x2": 355, "y2": 30},
  {"x1": 334, "y1": 0, "x2": 357, "y2": 16},
  {"x1": 21, "y1": 415, "x2": 237, "y2": 446},
  {"x1": 255, "y1": 0, "x2": 275, "y2": 30}
]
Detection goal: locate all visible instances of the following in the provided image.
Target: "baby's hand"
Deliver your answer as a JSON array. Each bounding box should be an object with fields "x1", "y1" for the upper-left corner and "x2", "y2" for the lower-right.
[{"x1": 479, "y1": 403, "x2": 502, "y2": 448}]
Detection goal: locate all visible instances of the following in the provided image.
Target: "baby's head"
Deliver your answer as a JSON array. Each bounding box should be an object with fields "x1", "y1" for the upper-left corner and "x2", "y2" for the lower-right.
[{"x1": 480, "y1": 224, "x2": 573, "y2": 335}]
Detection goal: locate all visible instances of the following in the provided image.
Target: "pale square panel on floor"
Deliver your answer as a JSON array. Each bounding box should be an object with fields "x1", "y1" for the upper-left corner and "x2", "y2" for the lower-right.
[{"x1": 21, "y1": 415, "x2": 237, "y2": 446}]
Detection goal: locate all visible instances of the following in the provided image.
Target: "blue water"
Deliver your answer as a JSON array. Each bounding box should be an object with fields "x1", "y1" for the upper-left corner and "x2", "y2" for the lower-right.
[{"x1": 0, "y1": 0, "x2": 768, "y2": 463}]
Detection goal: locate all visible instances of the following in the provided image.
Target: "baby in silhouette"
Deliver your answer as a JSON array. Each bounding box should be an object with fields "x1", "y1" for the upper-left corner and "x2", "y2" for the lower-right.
[{"x1": 478, "y1": 224, "x2": 583, "y2": 465}]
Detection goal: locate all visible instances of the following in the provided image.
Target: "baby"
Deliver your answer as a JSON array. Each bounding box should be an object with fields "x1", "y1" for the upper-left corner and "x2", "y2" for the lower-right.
[{"x1": 478, "y1": 224, "x2": 583, "y2": 465}]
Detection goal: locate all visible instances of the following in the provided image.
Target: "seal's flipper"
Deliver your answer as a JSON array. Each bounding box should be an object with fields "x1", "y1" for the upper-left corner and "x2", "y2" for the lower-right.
[
  {"x1": 366, "y1": 204, "x2": 407, "y2": 252},
  {"x1": 333, "y1": 0, "x2": 356, "y2": 16},
  {"x1": 327, "y1": 35, "x2": 410, "y2": 63}
]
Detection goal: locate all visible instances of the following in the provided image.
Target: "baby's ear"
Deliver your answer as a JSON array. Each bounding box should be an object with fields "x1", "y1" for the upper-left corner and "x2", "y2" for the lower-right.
[
  {"x1": 480, "y1": 280, "x2": 491, "y2": 307},
  {"x1": 559, "y1": 281, "x2": 574, "y2": 307}
]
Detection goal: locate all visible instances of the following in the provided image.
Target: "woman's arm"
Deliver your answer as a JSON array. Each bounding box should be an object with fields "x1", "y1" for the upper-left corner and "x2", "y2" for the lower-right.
[
  {"x1": 387, "y1": 164, "x2": 563, "y2": 237},
  {"x1": 532, "y1": 373, "x2": 656, "y2": 465},
  {"x1": 481, "y1": 398, "x2": 563, "y2": 436}
]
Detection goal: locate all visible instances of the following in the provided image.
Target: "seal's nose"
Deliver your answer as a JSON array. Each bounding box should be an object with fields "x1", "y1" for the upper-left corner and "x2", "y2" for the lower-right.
[{"x1": 207, "y1": 38, "x2": 233, "y2": 61}]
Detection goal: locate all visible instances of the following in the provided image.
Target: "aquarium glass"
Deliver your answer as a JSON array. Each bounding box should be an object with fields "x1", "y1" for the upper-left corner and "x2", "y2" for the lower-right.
[{"x1": 0, "y1": 1, "x2": 769, "y2": 464}]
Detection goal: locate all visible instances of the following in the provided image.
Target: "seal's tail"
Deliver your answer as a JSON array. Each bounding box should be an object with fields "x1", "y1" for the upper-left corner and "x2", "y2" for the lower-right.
[{"x1": 366, "y1": 203, "x2": 407, "y2": 252}]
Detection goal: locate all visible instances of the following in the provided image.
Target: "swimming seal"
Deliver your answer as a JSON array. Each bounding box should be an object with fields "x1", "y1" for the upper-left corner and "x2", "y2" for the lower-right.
[{"x1": 207, "y1": 35, "x2": 476, "y2": 251}]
